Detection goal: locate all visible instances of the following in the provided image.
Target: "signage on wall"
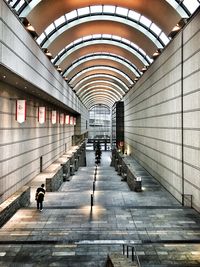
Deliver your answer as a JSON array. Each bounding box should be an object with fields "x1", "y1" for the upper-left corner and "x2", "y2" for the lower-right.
[
  {"x1": 16, "y1": 100, "x2": 26, "y2": 123},
  {"x1": 65, "y1": 115, "x2": 70, "y2": 125},
  {"x1": 38, "y1": 107, "x2": 46, "y2": 124},
  {"x1": 60, "y1": 113, "x2": 64, "y2": 125},
  {"x1": 51, "y1": 110, "x2": 57, "y2": 124}
]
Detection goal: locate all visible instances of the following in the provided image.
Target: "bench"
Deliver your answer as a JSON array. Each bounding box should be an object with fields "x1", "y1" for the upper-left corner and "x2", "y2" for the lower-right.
[
  {"x1": 112, "y1": 151, "x2": 142, "y2": 192},
  {"x1": 107, "y1": 253, "x2": 138, "y2": 267},
  {"x1": 0, "y1": 186, "x2": 30, "y2": 227}
]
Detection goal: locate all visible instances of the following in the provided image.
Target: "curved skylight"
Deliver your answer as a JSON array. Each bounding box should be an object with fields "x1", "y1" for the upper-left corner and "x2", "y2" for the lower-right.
[
  {"x1": 52, "y1": 35, "x2": 152, "y2": 67},
  {"x1": 82, "y1": 89, "x2": 121, "y2": 102},
  {"x1": 166, "y1": 0, "x2": 200, "y2": 15},
  {"x1": 77, "y1": 81, "x2": 126, "y2": 96},
  {"x1": 65, "y1": 52, "x2": 141, "y2": 76},
  {"x1": 68, "y1": 66, "x2": 134, "y2": 86},
  {"x1": 73, "y1": 74, "x2": 129, "y2": 92},
  {"x1": 63, "y1": 53, "x2": 141, "y2": 78},
  {"x1": 82, "y1": 91, "x2": 120, "y2": 104},
  {"x1": 78, "y1": 85, "x2": 124, "y2": 99},
  {"x1": 36, "y1": 6, "x2": 170, "y2": 48},
  {"x1": 9, "y1": 0, "x2": 200, "y2": 18},
  {"x1": 85, "y1": 97, "x2": 114, "y2": 108}
]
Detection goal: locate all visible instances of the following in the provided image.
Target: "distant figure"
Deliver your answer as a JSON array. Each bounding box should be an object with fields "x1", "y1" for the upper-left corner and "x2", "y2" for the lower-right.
[{"x1": 35, "y1": 184, "x2": 45, "y2": 211}]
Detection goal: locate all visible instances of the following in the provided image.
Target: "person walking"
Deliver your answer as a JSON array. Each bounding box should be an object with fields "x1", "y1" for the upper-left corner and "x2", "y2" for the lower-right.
[{"x1": 35, "y1": 184, "x2": 45, "y2": 211}]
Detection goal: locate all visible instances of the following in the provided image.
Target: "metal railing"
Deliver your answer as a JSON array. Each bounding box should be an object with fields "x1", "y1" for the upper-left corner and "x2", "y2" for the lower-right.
[
  {"x1": 182, "y1": 194, "x2": 193, "y2": 208},
  {"x1": 122, "y1": 244, "x2": 141, "y2": 267}
]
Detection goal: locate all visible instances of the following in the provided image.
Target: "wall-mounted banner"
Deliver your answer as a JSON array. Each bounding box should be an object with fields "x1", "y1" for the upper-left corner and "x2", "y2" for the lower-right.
[
  {"x1": 73, "y1": 117, "x2": 76, "y2": 125},
  {"x1": 65, "y1": 115, "x2": 70, "y2": 125},
  {"x1": 38, "y1": 107, "x2": 46, "y2": 124},
  {"x1": 70, "y1": 116, "x2": 74, "y2": 125},
  {"x1": 16, "y1": 100, "x2": 26, "y2": 123},
  {"x1": 60, "y1": 113, "x2": 64, "y2": 125},
  {"x1": 51, "y1": 110, "x2": 57, "y2": 124}
]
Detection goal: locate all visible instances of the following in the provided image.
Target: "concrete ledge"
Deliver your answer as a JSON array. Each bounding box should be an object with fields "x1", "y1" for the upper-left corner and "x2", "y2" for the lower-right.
[
  {"x1": 43, "y1": 164, "x2": 63, "y2": 192},
  {"x1": 107, "y1": 253, "x2": 138, "y2": 267},
  {"x1": 0, "y1": 186, "x2": 30, "y2": 227},
  {"x1": 30, "y1": 143, "x2": 86, "y2": 192},
  {"x1": 112, "y1": 150, "x2": 142, "y2": 192}
]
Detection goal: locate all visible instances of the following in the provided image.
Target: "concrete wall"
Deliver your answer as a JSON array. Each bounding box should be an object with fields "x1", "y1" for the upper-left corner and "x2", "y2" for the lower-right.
[
  {"x1": 123, "y1": 10, "x2": 200, "y2": 212},
  {"x1": 0, "y1": 1, "x2": 89, "y2": 203},
  {"x1": 0, "y1": 82, "x2": 78, "y2": 203},
  {"x1": 0, "y1": 0, "x2": 88, "y2": 134}
]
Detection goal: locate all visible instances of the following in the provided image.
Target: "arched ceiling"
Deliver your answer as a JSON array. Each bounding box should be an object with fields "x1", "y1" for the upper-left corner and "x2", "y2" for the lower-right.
[{"x1": 7, "y1": 0, "x2": 200, "y2": 109}]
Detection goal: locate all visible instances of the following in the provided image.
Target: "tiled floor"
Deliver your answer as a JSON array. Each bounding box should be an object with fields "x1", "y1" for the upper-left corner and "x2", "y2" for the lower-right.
[{"x1": 0, "y1": 151, "x2": 200, "y2": 266}]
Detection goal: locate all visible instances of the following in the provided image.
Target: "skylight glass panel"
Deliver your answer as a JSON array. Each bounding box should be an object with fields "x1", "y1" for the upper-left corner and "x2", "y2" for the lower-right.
[
  {"x1": 54, "y1": 15, "x2": 65, "y2": 27},
  {"x1": 140, "y1": 15, "x2": 151, "y2": 28},
  {"x1": 160, "y1": 32, "x2": 170, "y2": 45},
  {"x1": 90, "y1": 5, "x2": 103, "y2": 13},
  {"x1": 77, "y1": 7, "x2": 90, "y2": 16},
  {"x1": 103, "y1": 5, "x2": 115, "y2": 13},
  {"x1": 147, "y1": 56, "x2": 153, "y2": 63},
  {"x1": 45, "y1": 23, "x2": 55, "y2": 35},
  {"x1": 130, "y1": 42, "x2": 138, "y2": 50},
  {"x1": 116, "y1": 7, "x2": 128, "y2": 17},
  {"x1": 112, "y1": 35, "x2": 121, "y2": 41},
  {"x1": 102, "y1": 34, "x2": 111, "y2": 39},
  {"x1": 74, "y1": 38, "x2": 82, "y2": 45},
  {"x1": 183, "y1": 0, "x2": 200, "y2": 13},
  {"x1": 128, "y1": 10, "x2": 140, "y2": 21},
  {"x1": 15, "y1": 0, "x2": 25, "y2": 10},
  {"x1": 138, "y1": 48, "x2": 146, "y2": 56},
  {"x1": 66, "y1": 10, "x2": 77, "y2": 21},
  {"x1": 122, "y1": 38, "x2": 130, "y2": 45},
  {"x1": 36, "y1": 33, "x2": 46, "y2": 45},
  {"x1": 83, "y1": 35, "x2": 92, "y2": 41},
  {"x1": 150, "y1": 23, "x2": 162, "y2": 35},
  {"x1": 66, "y1": 43, "x2": 73, "y2": 50},
  {"x1": 93, "y1": 34, "x2": 102, "y2": 39}
]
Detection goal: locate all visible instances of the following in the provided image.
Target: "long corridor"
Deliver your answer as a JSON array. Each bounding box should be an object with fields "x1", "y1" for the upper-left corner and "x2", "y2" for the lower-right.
[{"x1": 0, "y1": 151, "x2": 200, "y2": 266}]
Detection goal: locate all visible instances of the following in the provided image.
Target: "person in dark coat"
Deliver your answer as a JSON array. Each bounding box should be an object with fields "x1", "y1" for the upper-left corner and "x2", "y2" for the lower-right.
[{"x1": 35, "y1": 184, "x2": 45, "y2": 211}]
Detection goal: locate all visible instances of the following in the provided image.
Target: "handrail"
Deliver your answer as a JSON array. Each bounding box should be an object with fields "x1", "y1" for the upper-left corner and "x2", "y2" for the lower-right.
[
  {"x1": 182, "y1": 194, "x2": 193, "y2": 208},
  {"x1": 122, "y1": 244, "x2": 141, "y2": 267}
]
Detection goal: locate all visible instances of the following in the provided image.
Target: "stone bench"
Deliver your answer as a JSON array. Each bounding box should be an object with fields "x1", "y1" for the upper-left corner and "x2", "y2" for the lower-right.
[
  {"x1": 0, "y1": 186, "x2": 30, "y2": 227},
  {"x1": 126, "y1": 167, "x2": 142, "y2": 192},
  {"x1": 43, "y1": 164, "x2": 63, "y2": 192},
  {"x1": 112, "y1": 151, "x2": 142, "y2": 192},
  {"x1": 55, "y1": 155, "x2": 71, "y2": 181},
  {"x1": 107, "y1": 253, "x2": 138, "y2": 267}
]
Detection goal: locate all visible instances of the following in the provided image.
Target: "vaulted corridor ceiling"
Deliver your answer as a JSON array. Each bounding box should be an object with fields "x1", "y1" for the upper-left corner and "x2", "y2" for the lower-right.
[{"x1": 7, "y1": 0, "x2": 200, "y2": 109}]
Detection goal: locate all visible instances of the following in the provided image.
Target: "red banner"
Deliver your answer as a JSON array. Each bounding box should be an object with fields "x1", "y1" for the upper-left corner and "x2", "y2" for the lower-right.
[
  {"x1": 16, "y1": 100, "x2": 26, "y2": 123},
  {"x1": 60, "y1": 113, "x2": 64, "y2": 125},
  {"x1": 65, "y1": 115, "x2": 70, "y2": 125},
  {"x1": 38, "y1": 107, "x2": 46, "y2": 124},
  {"x1": 51, "y1": 110, "x2": 57, "y2": 124}
]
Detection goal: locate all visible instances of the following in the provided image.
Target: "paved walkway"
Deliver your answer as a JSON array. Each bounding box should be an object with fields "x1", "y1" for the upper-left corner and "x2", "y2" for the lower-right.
[{"x1": 0, "y1": 151, "x2": 200, "y2": 266}]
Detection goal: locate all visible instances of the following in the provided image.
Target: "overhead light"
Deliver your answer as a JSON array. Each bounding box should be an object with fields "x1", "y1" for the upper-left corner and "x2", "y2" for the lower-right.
[
  {"x1": 20, "y1": 17, "x2": 38, "y2": 39},
  {"x1": 42, "y1": 48, "x2": 53, "y2": 59},
  {"x1": 168, "y1": 18, "x2": 187, "y2": 39},
  {"x1": 141, "y1": 66, "x2": 148, "y2": 72},
  {"x1": 26, "y1": 23, "x2": 35, "y2": 32},
  {"x1": 55, "y1": 65, "x2": 62, "y2": 73},
  {"x1": 152, "y1": 48, "x2": 162, "y2": 59}
]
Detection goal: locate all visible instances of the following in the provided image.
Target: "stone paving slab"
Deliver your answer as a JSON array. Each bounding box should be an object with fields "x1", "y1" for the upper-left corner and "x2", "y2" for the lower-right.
[{"x1": 0, "y1": 151, "x2": 200, "y2": 266}]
